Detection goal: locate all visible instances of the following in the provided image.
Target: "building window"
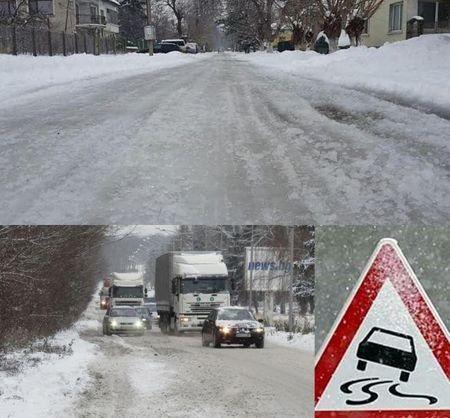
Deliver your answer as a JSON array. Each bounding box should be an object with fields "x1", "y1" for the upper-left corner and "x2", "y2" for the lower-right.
[
  {"x1": 28, "y1": 0, "x2": 53, "y2": 15},
  {"x1": 389, "y1": 2, "x2": 403, "y2": 31},
  {"x1": 90, "y1": 5, "x2": 98, "y2": 23},
  {"x1": 106, "y1": 8, "x2": 118, "y2": 25},
  {"x1": 0, "y1": 0, "x2": 16, "y2": 16},
  {"x1": 418, "y1": 1, "x2": 437, "y2": 29}
]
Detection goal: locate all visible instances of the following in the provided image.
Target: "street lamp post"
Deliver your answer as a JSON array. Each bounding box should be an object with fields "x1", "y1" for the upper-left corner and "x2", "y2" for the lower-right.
[
  {"x1": 288, "y1": 226, "x2": 294, "y2": 338},
  {"x1": 146, "y1": 0, "x2": 153, "y2": 56}
]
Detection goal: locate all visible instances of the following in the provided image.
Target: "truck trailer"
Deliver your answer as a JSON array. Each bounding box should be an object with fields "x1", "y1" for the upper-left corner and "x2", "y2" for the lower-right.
[
  {"x1": 109, "y1": 272, "x2": 146, "y2": 307},
  {"x1": 155, "y1": 252, "x2": 230, "y2": 333}
]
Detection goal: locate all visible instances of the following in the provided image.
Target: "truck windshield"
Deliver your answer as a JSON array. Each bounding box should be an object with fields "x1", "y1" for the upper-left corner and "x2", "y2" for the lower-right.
[
  {"x1": 112, "y1": 286, "x2": 143, "y2": 298},
  {"x1": 110, "y1": 308, "x2": 137, "y2": 317},
  {"x1": 181, "y1": 277, "x2": 228, "y2": 294}
]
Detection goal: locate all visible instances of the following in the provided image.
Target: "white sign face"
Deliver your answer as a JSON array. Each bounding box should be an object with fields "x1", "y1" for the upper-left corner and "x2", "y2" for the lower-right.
[
  {"x1": 316, "y1": 280, "x2": 450, "y2": 411},
  {"x1": 244, "y1": 247, "x2": 291, "y2": 291},
  {"x1": 144, "y1": 25, "x2": 156, "y2": 41},
  {"x1": 315, "y1": 239, "x2": 450, "y2": 417}
]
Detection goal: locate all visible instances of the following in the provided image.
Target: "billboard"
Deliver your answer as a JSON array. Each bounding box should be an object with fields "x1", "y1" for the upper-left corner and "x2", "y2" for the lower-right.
[{"x1": 244, "y1": 247, "x2": 291, "y2": 291}]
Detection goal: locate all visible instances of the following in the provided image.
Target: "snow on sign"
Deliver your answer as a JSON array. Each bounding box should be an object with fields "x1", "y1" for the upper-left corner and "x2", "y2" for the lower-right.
[{"x1": 315, "y1": 238, "x2": 450, "y2": 418}]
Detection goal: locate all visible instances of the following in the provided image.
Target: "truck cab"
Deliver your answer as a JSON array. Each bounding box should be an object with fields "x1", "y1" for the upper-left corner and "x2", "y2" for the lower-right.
[
  {"x1": 170, "y1": 274, "x2": 230, "y2": 331},
  {"x1": 156, "y1": 252, "x2": 230, "y2": 334},
  {"x1": 109, "y1": 272, "x2": 147, "y2": 308}
]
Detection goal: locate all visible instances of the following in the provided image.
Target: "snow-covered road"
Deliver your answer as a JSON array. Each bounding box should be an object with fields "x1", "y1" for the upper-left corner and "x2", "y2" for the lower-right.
[
  {"x1": 75, "y1": 321, "x2": 312, "y2": 417},
  {"x1": 1, "y1": 53, "x2": 449, "y2": 223}
]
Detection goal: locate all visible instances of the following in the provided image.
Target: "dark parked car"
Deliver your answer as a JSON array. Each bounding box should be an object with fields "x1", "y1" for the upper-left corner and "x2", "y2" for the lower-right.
[
  {"x1": 202, "y1": 307, "x2": 264, "y2": 348},
  {"x1": 356, "y1": 327, "x2": 417, "y2": 382},
  {"x1": 154, "y1": 43, "x2": 181, "y2": 54},
  {"x1": 103, "y1": 306, "x2": 145, "y2": 336},
  {"x1": 134, "y1": 306, "x2": 153, "y2": 329}
]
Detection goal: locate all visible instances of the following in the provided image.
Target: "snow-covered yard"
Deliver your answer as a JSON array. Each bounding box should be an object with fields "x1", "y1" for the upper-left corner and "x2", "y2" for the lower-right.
[
  {"x1": 239, "y1": 34, "x2": 450, "y2": 117},
  {"x1": 0, "y1": 51, "x2": 211, "y2": 105}
]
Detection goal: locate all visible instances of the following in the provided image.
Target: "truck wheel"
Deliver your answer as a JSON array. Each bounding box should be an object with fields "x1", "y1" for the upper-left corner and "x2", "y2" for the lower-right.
[
  {"x1": 255, "y1": 339, "x2": 264, "y2": 349},
  {"x1": 213, "y1": 331, "x2": 221, "y2": 348},
  {"x1": 400, "y1": 371, "x2": 410, "y2": 382},
  {"x1": 357, "y1": 360, "x2": 367, "y2": 371}
]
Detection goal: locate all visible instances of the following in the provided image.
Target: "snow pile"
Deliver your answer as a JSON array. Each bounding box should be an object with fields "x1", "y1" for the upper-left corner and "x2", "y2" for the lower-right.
[
  {"x1": 0, "y1": 329, "x2": 98, "y2": 418},
  {"x1": 0, "y1": 52, "x2": 211, "y2": 103},
  {"x1": 0, "y1": 285, "x2": 103, "y2": 418},
  {"x1": 266, "y1": 331, "x2": 314, "y2": 352},
  {"x1": 238, "y1": 34, "x2": 450, "y2": 115}
]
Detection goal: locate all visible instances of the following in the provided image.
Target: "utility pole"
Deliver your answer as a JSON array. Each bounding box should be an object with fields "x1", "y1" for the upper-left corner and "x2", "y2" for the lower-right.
[
  {"x1": 288, "y1": 226, "x2": 295, "y2": 338},
  {"x1": 146, "y1": 0, "x2": 153, "y2": 56},
  {"x1": 248, "y1": 225, "x2": 254, "y2": 312}
]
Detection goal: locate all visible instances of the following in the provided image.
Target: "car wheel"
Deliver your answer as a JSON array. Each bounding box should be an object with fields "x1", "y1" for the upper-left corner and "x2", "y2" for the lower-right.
[
  {"x1": 357, "y1": 360, "x2": 367, "y2": 371},
  {"x1": 213, "y1": 331, "x2": 221, "y2": 348},
  {"x1": 202, "y1": 332, "x2": 209, "y2": 347},
  {"x1": 255, "y1": 339, "x2": 264, "y2": 349},
  {"x1": 400, "y1": 371, "x2": 410, "y2": 382}
]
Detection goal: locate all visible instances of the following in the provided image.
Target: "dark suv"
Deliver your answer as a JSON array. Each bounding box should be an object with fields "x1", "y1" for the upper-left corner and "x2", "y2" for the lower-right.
[{"x1": 201, "y1": 307, "x2": 264, "y2": 348}]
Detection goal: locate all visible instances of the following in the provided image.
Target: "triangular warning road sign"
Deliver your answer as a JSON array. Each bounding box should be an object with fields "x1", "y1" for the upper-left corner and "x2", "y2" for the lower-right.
[{"x1": 315, "y1": 238, "x2": 450, "y2": 418}]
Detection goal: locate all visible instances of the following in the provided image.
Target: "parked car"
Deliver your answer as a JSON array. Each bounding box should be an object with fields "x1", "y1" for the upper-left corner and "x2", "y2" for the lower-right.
[
  {"x1": 102, "y1": 306, "x2": 145, "y2": 336},
  {"x1": 161, "y1": 38, "x2": 186, "y2": 52},
  {"x1": 185, "y1": 42, "x2": 198, "y2": 54},
  {"x1": 356, "y1": 327, "x2": 417, "y2": 382},
  {"x1": 153, "y1": 43, "x2": 182, "y2": 54},
  {"x1": 134, "y1": 306, "x2": 153, "y2": 329},
  {"x1": 201, "y1": 307, "x2": 264, "y2": 348}
]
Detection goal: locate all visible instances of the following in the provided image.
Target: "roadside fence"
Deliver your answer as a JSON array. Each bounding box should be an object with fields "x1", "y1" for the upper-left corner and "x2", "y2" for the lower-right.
[{"x1": 0, "y1": 24, "x2": 124, "y2": 56}]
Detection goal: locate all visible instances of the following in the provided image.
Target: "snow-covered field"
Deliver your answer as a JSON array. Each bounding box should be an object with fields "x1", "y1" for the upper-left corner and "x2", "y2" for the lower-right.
[
  {"x1": 0, "y1": 51, "x2": 211, "y2": 105},
  {"x1": 239, "y1": 34, "x2": 450, "y2": 117}
]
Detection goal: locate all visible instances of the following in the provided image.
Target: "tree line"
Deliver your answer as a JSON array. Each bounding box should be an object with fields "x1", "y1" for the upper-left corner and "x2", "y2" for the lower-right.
[
  {"x1": 145, "y1": 225, "x2": 315, "y2": 315},
  {"x1": 0, "y1": 226, "x2": 107, "y2": 353}
]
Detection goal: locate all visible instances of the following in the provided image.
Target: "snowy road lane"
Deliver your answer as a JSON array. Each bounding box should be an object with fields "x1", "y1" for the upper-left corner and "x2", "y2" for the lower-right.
[
  {"x1": 1, "y1": 54, "x2": 449, "y2": 223},
  {"x1": 75, "y1": 326, "x2": 312, "y2": 418}
]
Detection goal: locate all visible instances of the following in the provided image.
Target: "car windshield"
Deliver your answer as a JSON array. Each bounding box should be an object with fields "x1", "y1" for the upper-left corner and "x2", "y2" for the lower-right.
[
  {"x1": 112, "y1": 285, "x2": 143, "y2": 298},
  {"x1": 368, "y1": 329, "x2": 412, "y2": 352},
  {"x1": 110, "y1": 308, "x2": 137, "y2": 317},
  {"x1": 217, "y1": 309, "x2": 255, "y2": 321},
  {"x1": 181, "y1": 277, "x2": 228, "y2": 294},
  {"x1": 134, "y1": 307, "x2": 149, "y2": 315}
]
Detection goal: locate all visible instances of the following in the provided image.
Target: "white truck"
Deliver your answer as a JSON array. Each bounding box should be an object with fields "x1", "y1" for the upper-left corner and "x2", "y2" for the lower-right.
[
  {"x1": 109, "y1": 272, "x2": 146, "y2": 307},
  {"x1": 155, "y1": 252, "x2": 230, "y2": 333}
]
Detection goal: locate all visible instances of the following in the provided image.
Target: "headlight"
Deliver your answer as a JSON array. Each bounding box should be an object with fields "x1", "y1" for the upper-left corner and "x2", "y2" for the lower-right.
[
  {"x1": 180, "y1": 317, "x2": 189, "y2": 322},
  {"x1": 142, "y1": 318, "x2": 147, "y2": 321},
  {"x1": 255, "y1": 328, "x2": 264, "y2": 333},
  {"x1": 135, "y1": 321, "x2": 143, "y2": 328},
  {"x1": 110, "y1": 320, "x2": 118, "y2": 327},
  {"x1": 220, "y1": 326, "x2": 230, "y2": 334}
]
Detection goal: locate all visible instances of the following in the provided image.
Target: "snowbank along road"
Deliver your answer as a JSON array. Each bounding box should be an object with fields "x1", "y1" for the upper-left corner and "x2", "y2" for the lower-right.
[
  {"x1": 75, "y1": 319, "x2": 312, "y2": 417},
  {"x1": 1, "y1": 53, "x2": 449, "y2": 223}
]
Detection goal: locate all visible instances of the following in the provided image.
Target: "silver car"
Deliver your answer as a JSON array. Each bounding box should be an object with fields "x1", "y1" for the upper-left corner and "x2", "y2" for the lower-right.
[{"x1": 103, "y1": 306, "x2": 145, "y2": 336}]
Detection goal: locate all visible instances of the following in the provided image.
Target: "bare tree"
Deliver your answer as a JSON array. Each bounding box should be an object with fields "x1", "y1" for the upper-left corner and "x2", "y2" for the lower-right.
[{"x1": 315, "y1": 0, "x2": 383, "y2": 45}]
